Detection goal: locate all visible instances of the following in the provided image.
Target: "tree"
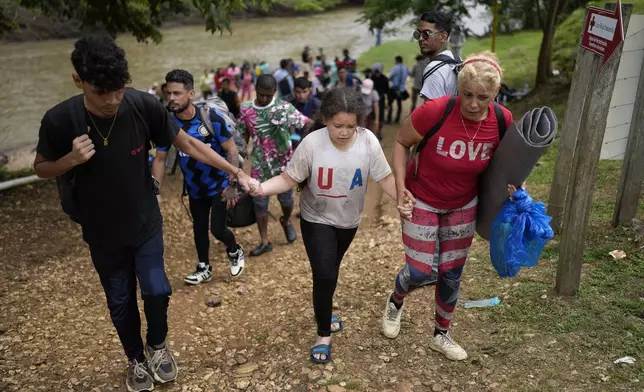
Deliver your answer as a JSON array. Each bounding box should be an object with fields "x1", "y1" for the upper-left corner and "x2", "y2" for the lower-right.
[
  {"x1": 535, "y1": 0, "x2": 569, "y2": 86},
  {"x1": 358, "y1": 0, "x2": 471, "y2": 33},
  {"x1": 1, "y1": 0, "x2": 274, "y2": 43}
]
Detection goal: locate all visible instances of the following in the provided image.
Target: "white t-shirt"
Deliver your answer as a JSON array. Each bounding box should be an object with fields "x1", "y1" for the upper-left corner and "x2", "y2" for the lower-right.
[
  {"x1": 286, "y1": 127, "x2": 392, "y2": 229},
  {"x1": 419, "y1": 50, "x2": 458, "y2": 100}
]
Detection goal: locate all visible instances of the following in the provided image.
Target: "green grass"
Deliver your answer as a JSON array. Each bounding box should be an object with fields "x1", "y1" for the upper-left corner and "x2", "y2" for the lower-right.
[{"x1": 0, "y1": 167, "x2": 35, "y2": 181}]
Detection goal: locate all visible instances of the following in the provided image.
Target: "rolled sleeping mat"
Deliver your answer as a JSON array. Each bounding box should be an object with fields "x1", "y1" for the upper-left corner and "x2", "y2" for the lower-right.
[{"x1": 476, "y1": 106, "x2": 558, "y2": 240}]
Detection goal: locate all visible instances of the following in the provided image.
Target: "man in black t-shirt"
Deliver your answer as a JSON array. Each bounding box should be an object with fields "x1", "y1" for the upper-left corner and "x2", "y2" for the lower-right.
[{"x1": 34, "y1": 34, "x2": 257, "y2": 392}]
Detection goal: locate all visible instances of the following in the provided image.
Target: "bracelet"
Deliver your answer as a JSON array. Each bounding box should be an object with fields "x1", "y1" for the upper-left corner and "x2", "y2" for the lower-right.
[{"x1": 231, "y1": 168, "x2": 241, "y2": 180}]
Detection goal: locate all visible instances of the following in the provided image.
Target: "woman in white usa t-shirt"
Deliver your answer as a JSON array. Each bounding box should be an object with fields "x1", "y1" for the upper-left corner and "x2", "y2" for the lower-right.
[{"x1": 251, "y1": 88, "x2": 413, "y2": 363}]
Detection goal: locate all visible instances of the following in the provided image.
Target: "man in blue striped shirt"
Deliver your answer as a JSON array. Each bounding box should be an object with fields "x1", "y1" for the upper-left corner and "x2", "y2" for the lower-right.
[{"x1": 156, "y1": 69, "x2": 245, "y2": 284}]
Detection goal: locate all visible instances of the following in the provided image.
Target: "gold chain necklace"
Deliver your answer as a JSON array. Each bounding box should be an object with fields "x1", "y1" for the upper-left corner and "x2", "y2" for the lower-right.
[
  {"x1": 460, "y1": 112, "x2": 483, "y2": 143},
  {"x1": 86, "y1": 107, "x2": 119, "y2": 147}
]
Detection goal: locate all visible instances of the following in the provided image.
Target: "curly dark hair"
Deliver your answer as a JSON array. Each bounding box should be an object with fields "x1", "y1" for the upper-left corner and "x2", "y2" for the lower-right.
[
  {"x1": 71, "y1": 33, "x2": 130, "y2": 93},
  {"x1": 420, "y1": 10, "x2": 453, "y2": 34},
  {"x1": 165, "y1": 69, "x2": 194, "y2": 90},
  {"x1": 319, "y1": 87, "x2": 367, "y2": 122}
]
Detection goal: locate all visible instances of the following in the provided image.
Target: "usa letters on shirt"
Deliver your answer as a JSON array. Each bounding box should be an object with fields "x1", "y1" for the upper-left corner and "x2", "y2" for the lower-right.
[{"x1": 316, "y1": 167, "x2": 364, "y2": 196}]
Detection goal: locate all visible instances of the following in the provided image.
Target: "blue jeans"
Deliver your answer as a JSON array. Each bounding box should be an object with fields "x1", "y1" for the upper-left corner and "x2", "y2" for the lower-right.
[{"x1": 90, "y1": 228, "x2": 172, "y2": 360}]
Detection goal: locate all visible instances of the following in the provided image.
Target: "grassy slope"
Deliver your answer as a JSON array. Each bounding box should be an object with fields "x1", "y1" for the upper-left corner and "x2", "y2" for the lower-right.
[{"x1": 358, "y1": 6, "x2": 644, "y2": 387}]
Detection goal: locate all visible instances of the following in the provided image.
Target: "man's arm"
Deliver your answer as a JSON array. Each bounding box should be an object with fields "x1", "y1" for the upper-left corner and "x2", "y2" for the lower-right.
[
  {"x1": 221, "y1": 138, "x2": 238, "y2": 169},
  {"x1": 152, "y1": 150, "x2": 168, "y2": 187},
  {"x1": 33, "y1": 135, "x2": 95, "y2": 179}
]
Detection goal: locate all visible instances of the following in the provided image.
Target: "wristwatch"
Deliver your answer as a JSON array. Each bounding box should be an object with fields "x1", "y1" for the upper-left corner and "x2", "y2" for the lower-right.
[{"x1": 152, "y1": 176, "x2": 160, "y2": 195}]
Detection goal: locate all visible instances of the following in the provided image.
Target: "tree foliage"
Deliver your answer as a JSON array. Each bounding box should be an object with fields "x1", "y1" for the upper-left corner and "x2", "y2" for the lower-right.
[
  {"x1": 1, "y1": 0, "x2": 275, "y2": 43},
  {"x1": 359, "y1": 0, "x2": 471, "y2": 30}
]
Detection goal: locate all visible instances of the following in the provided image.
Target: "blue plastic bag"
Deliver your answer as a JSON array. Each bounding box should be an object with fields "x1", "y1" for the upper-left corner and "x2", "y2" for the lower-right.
[{"x1": 490, "y1": 188, "x2": 554, "y2": 278}]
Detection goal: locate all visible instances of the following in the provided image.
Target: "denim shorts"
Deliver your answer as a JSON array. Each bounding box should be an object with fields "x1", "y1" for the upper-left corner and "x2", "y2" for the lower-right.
[{"x1": 253, "y1": 189, "x2": 295, "y2": 214}]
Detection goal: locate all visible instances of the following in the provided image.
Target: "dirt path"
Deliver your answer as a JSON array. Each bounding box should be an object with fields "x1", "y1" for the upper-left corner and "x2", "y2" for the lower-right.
[{"x1": 0, "y1": 110, "x2": 618, "y2": 392}]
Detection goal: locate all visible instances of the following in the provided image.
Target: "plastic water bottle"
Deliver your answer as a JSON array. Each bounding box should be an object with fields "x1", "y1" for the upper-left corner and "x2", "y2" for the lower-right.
[{"x1": 463, "y1": 297, "x2": 501, "y2": 309}]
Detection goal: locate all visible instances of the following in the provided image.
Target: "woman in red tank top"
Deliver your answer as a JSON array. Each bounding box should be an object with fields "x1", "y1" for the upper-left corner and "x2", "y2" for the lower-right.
[{"x1": 381, "y1": 51, "x2": 515, "y2": 361}]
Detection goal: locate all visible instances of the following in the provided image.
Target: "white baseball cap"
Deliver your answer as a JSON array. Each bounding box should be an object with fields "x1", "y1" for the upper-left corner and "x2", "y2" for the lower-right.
[{"x1": 361, "y1": 78, "x2": 374, "y2": 95}]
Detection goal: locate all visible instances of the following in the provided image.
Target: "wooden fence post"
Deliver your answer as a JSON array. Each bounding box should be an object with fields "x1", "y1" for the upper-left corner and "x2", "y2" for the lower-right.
[
  {"x1": 612, "y1": 58, "x2": 644, "y2": 227},
  {"x1": 555, "y1": 3, "x2": 633, "y2": 296}
]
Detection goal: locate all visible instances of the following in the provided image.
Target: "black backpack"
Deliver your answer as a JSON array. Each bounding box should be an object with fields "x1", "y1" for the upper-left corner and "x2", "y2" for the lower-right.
[
  {"x1": 277, "y1": 75, "x2": 294, "y2": 101},
  {"x1": 421, "y1": 52, "x2": 462, "y2": 88},
  {"x1": 57, "y1": 89, "x2": 150, "y2": 223},
  {"x1": 410, "y1": 95, "x2": 507, "y2": 178}
]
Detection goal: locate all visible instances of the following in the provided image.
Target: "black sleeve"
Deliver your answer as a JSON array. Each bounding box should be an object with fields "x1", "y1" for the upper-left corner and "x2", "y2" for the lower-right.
[
  {"x1": 144, "y1": 93, "x2": 179, "y2": 147},
  {"x1": 36, "y1": 111, "x2": 71, "y2": 161}
]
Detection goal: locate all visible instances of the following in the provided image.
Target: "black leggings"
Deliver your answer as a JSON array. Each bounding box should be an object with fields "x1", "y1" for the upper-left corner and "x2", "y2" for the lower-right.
[
  {"x1": 300, "y1": 219, "x2": 358, "y2": 337},
  {"x1": 189, "y1": 195, "x2": 238, "y2": 263}
]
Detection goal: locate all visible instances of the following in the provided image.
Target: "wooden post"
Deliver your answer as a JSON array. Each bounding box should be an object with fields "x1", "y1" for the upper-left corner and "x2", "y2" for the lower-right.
[
  {"x1": 612, "y1": 58, "x2": 644, "y2": 227},
  {"x1": 547, "y1": 25, "x2": 598, "y2": 232},
  {"x1": 555, "y1": 3, "x2": 633, "y2": 297}
]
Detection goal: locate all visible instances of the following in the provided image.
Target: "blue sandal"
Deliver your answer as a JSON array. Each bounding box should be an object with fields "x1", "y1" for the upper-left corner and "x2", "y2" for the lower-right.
[
  {"x1": 331, "y1": 315, "x2": 344, "y2": 334},
  {"x1": 310, "y1": 344, "x2": 332, "y2": 364}
]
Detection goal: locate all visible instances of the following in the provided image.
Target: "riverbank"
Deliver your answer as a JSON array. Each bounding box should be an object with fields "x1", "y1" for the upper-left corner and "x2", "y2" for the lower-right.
[{"x1": 1, "y1": 1, "x2": 363, "y2": 43}]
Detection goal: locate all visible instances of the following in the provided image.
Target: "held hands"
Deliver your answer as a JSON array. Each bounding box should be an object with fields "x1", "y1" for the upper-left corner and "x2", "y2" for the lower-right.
[
  {"x1": 70, "y1": 134, "x2": 95, "y2": 166},
  {"x1": 248, "y1": 180, "x2": 263, "y2": 197},
  {"x1": 397, "y1": 188, "x2": 416, "y2": 221}
]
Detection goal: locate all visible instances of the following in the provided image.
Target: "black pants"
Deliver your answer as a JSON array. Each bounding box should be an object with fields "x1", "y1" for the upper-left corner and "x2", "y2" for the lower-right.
[
  {"x1": 377, "y1": 93, "x2": 386, "y2": 131},
  {"x1": 90, "y1": 229, "x2": 171, "y2": 360},
  {"x1": 387, "y1": 90, "x2": 403, "y2": 123},
  {"x1": 189, "y1": 195, "x2": 238, "y2": 263},
  {"x1": 300, "y1": 219, "x2": 358, "y2": 337},
  {"x1": 411, "y1": 87, "x2": 421, "y2": 112}
]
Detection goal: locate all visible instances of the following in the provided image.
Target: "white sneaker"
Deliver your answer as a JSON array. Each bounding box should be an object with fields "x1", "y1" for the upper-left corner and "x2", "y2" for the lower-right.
[
  {"x1": 228, "y1": 246, "x2": 245, "y2": 277},
  {"x1": 184, "y1": 262, "x2": 212, "y2": 285},
  {"x1": 429, "y1": 332, "x2": 468, "y2": 361},
  {"x1": 381, "y1": 295, "x2": 404, "y2": 339}
]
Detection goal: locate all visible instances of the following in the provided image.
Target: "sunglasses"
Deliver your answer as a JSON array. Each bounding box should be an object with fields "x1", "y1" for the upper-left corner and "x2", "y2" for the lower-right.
[{"x1": 413, "y1": 29, "x2": 443, "y2": 41}]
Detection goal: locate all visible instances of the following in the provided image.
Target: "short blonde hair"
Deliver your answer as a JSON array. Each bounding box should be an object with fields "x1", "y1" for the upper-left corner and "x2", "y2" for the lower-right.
[{"x1": 457, "y1": 51, "x2": 503, "y2": 92}]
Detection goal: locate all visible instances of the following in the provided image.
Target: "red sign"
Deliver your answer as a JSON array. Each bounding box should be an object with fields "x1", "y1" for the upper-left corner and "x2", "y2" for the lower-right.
[{"x1": 580, "y1": 1, "x2": 625, "y2": 67}]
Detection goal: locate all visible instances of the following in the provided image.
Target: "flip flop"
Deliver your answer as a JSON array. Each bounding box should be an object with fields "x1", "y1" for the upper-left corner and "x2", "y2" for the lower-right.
[
  {"x1": 310, "y1": 344, "x2": 332, "y2": 364},
  {"x1": 331, "y1": 315, "x2": 344, "y2": 334}
]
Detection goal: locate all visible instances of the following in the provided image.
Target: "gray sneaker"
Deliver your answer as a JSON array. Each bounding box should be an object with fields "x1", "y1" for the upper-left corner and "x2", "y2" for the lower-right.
[
  {"x1": 145, "y1": 342, "x2": 178, "y2": 384},
  {"x1": 126, "y1": 358, "x2": 154, "y2": 392}
]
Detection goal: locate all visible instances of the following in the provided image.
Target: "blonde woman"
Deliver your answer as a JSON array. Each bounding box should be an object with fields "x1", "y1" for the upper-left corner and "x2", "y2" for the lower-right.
[{"x1": 382, "y1": 51, "x2": 514, "y2": 361}]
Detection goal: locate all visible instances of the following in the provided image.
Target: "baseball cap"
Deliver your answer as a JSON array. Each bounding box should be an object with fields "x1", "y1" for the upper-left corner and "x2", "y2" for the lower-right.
[
  {"x1": 361, "y1": 79, "x2": 374, "y2": 95},
  {"x1": 372, "y1": 63, "x2": 383, "y2": 72}
]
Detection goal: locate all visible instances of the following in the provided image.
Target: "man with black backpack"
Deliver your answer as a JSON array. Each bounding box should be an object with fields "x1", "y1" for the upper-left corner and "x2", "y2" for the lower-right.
[
  {"x1": 33, "y1": 34, "x2": 257, "y2": 392},
  {"x1": 415, "y1": 10, "x2": 460, "y2": 102},
  {"x1": 155, "y1": 69, "x2": 246, "y2": 285},
  {"x1": 274, "y1": 59, "x2": 295, "y2": 102}
]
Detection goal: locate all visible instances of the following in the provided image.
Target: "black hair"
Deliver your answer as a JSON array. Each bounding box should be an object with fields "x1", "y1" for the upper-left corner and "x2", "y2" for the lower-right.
[
  {"x1": 319, "y1": 87, "x2": 367, "y2": 121},
  {"x1": 416, "y1": 55, "x2": 425, "y2": 61},
  {"x1": 420, "y1": 10, "x2": 453, "y2": 34},
  {"x1": 294, "y1": 77, "x2": 312, "y2": 90},
  {"x1": 71, "y1": 33, "x2": 131, "y2": 92},
  {"x1": 395, "y1": 56, "x2": 403, "y2": 63},
  {"x1": 165, "y1": 69, "x2": 194, "y2": 90},
  {"x1": 256, "y1": 74, "x2": 277, "y2": 90},
  {"x1": 280, "y1": 59, "x2": 289, "y2": 69}
]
